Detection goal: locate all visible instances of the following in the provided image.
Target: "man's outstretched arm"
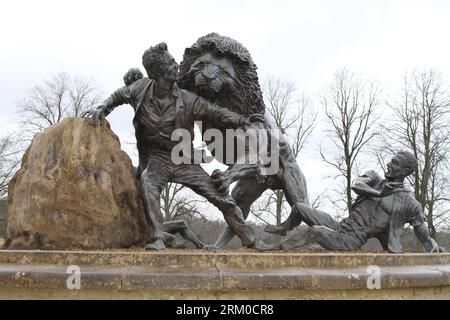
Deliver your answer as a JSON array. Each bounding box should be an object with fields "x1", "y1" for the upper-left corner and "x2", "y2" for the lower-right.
[
  {"x1": 83, "y1": 86, "x2": 134, "y2": 123},
  {"x1": 189, "y1": 96, "x2": 251, "y2": 129},
  {"x1": 414, "y1": 223, "x2": 446, "y2": 253}
]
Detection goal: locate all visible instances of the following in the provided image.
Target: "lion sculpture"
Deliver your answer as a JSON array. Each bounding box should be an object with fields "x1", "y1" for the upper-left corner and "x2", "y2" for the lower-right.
[{"x1": 178, "y1": 33, "x2": 310, "y2": 248}]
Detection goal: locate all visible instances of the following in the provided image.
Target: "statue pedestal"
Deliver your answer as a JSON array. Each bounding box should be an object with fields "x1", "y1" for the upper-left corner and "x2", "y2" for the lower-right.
[{"x1": 0, "y1": 250, "x2": 448, "y2": 299}]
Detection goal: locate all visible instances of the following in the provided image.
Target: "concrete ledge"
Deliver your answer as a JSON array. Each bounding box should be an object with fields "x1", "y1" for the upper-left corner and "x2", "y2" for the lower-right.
[
  {"x1": 0, "y1": 249, "x2": 449, "y2": 268},
  {"x1": 0, "y1": 250, "x2": 449, "y2": 299}
]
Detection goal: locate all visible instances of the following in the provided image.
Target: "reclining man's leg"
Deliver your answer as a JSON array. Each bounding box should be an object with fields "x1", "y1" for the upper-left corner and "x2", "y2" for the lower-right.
[
  {"x1": 265, "y1": 204, "x2": 363, "y2": 251},
  {"x1": 292, "y1": 203, "x2": 340, "y2": 229},
  {"x1": 265, "y1": 202, "x2": 340, "y2": 235},
  {"x1": 172, "y1": 164, "x2": 264, "y2": 248},
  {"x1": 279, "y1": 226, "x2": 363, "y2": 251}
]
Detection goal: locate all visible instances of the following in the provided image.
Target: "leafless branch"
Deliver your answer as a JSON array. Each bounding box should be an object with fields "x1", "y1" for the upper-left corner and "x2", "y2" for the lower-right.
[
  {"x1": 17, "y1": 72, "x2": 101, "y2": 139},
  {"x1": 320, "y1": 68, "x2": 381, "y2": 212}
]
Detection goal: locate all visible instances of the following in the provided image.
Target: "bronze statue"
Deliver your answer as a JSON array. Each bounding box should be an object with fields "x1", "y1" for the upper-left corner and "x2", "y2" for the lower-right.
[
  {"x1": 115, "y1": 67, "x2": 204, "y2": 249},
  {"x1": 264, "y1": 151, "x2": 446, "y2": 253},
  {"x1": 84, "y1": 43, "x2": 270, "y2": 250},
  {"x1": 178, "y1": 33, "x2": 310, "y2": 248}
]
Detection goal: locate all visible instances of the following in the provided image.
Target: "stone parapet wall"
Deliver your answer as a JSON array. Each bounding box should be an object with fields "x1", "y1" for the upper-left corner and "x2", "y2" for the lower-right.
[{"x1": 0, "y1": 250, "x2": 448, "y2": 299}]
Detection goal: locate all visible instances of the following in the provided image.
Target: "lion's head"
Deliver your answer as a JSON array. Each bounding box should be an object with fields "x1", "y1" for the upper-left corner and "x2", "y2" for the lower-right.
[{"x1": 178, "y1": 33, "x2": 265, "y2": 117}]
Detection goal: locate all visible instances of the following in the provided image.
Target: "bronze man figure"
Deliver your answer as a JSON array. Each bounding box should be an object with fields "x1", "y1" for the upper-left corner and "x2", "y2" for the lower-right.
[
  {"x1": 84, "y1": 43, "x2": 269, "y2": 250},
  {"x1": 264, "y1": 151, "x2": 446, "y2": 253},
  {"x1": 120, "y1": 67, "x2": 205, "y2": 249}
]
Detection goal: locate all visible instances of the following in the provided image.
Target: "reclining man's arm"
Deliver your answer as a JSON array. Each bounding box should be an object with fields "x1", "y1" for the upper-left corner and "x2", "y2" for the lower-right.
[
  {"x1": 351, "y1": 170, "x2": 387, "y2": 197},
  {"x1": 351, "y1": 170, "x2": 400, "y2": 198},
  {"x1": 351, "y1": 176, "x2": 381, "y2": 197}
]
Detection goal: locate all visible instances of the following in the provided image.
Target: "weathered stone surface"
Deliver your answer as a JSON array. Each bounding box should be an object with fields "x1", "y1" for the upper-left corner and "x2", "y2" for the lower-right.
[
  {"x1": 0, "y1": 251, "x2": 449, "y2": 299},
  {"x1": 0, "y1": 250, "x2": 449, "y2": 268},
  {"x1": 4, "y1": 118, "x2": 150, "y2": 250}
]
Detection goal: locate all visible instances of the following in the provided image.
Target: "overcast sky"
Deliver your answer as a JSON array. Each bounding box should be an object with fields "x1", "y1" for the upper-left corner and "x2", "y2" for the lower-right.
[{"x1": 2, "y1": 0, "x2": 450, "y2": 220}]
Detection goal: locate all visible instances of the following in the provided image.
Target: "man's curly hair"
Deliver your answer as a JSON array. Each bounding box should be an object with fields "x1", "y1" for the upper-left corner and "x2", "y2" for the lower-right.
[
  {"x1": 398, "y1": 150, "x2": 418, "y2": 176},
  {"x1": 142, "y1": 42, "x2": 169, "y2": 80}
]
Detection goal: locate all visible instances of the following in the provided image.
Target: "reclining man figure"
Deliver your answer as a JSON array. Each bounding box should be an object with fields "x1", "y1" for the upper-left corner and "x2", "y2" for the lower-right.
[
  {"x1": 264, "y1": 151, "x2": 446, "y2": 253},
  {"x1": 84, "y1": 43, "x2": 268, "y2": 250}
]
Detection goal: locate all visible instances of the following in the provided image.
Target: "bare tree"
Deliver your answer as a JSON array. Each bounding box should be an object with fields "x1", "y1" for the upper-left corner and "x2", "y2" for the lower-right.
[
  {"x1": 250, "y1": 189, "x2": 290, "y2": 226},
  {"x1": 0, "y1": 134, "x2": 21, "y2": 200},
  {"x1": 251, "y1": 76, "x2": 316, "y2": 226},
  {"x1": 320, "y1": 68, "x2": 380, "y2": 213},
  {"x1": 17, "y1": 72, "x2": 101, "y2": 137},
  {"x1": 0, "y1": 133, "x2": 21, "y2": 237},
  {"x1": 160, "y1": 182, "x2": 205, "y2": 222},
  {"x1": 376, "y1": 70, "x2": 450, "y2": 237}
]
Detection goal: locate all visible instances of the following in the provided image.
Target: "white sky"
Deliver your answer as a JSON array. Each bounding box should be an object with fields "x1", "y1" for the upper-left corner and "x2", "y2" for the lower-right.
[{"x1": 1, "y1": 0, "x2": 450, "y2": 220}]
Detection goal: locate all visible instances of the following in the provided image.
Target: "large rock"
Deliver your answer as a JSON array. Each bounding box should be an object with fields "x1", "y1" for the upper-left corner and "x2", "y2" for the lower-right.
[{"x1": 4, "y1": 118, "x2": 150, "y2": 250}]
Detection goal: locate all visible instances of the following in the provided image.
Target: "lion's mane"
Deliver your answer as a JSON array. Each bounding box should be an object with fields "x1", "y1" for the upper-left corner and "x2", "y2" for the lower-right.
[{"x1": 178, "y1": 33, "x2": 265, "y2": 117}]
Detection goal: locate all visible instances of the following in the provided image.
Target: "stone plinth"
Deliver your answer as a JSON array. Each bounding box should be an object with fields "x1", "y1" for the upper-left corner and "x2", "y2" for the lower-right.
[{"x1": 0, "y1": 250, "x2": 448, "y2": 299}]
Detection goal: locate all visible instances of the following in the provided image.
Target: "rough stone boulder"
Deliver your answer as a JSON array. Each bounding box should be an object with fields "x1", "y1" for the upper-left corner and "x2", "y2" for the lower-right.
[{"x1": 5, "y1": 118, "x2": 150, "y2": 250}]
